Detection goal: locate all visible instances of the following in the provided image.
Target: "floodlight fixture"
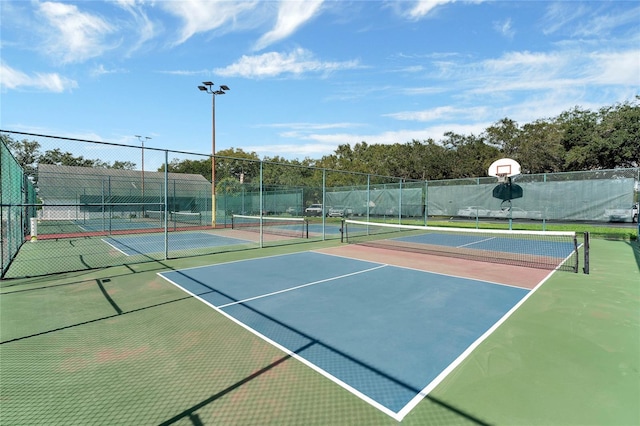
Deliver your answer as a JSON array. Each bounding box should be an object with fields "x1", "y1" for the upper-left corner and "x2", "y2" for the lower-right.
[{"x1": 197, "y1": 81, "x2": 230, "y2": 228}]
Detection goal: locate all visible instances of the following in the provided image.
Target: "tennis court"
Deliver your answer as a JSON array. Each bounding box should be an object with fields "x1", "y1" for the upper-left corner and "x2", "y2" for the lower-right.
[
  {"x1": 1, "y1": 233, "x2": 638, "y2": 424},
  {"x1": 103, "y1": 232, "x2": 251, "y2": 256},
  {"x1": 2, "y1": 133, "x2": 638, "y2": 424},
  {"x1": 231, "y1": 214, "x2": 343, "y2": 238},
  {"x1": 159, "y1": 246, "x2": 551, "y2": 420}
]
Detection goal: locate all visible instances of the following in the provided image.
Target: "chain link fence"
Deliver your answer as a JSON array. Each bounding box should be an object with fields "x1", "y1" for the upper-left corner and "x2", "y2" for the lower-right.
[
  {"x1": 1, "y1": 141, "x2": 37, "y2": 277},
  {"x1": 1, "y1": 130, "x2": 638, "y2": 279},
  {"x1": 425, "y1": 168, "x2": 638, "y2": 223}
]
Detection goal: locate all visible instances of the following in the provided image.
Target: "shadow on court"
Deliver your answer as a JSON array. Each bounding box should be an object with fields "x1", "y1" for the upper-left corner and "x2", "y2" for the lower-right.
[{"x1": 1, "y1": 257, "x2": 490, "y2": 425}]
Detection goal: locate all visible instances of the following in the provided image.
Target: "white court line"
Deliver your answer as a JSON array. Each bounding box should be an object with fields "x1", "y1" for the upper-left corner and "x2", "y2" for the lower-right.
[
  {"x1": 456, "y1": 236, "x2": 497, "y2": 248},
  {"x1": 396, "y1": 266, "x2": 559, "y2": 420},
  {"x1": 100, "y1": 238, "x2": 130, "y2": 256},
  {"x1": 217, "y1": 264, "x2": 387, "y2": 309},
  {"x1": 316, "y1": 249, "x2": 521, "y2": 289},
  {"x1": 157, "y1": 250, "x2": 563, "y2": 421},
  {"x1": 157, "y1": 261, "x2": 402, "y2": 420}
]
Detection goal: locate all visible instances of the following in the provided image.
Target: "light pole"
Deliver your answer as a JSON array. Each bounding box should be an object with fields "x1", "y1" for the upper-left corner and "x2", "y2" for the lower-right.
[
  {"x1": 198, "y1": 81, "x2": 229, "y2": 227},
  {"x1": 135, "y1": 135, "x2": 151, "y2": 217}
]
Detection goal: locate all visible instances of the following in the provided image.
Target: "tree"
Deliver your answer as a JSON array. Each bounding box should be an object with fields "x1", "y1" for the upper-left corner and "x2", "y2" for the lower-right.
[
  {"x1": 38, "y1": 148, "x2": 96, "y2": 167},
  {"x1": 111, "y1": 161, "x2": 137, "y2": 170},
  {"x1": 2, "y1": 134, "x2": 41, "y2": 176},
  {"x1": 557, "y1": 107, "x2": 599, "y2": 170},
  {"x1": 216, "y1": 148, "x2": 260, "y2": 184},
  {"x1": 517, "y1": 120, "x2": 565, "y2": 173},
  {"x1": 441, "y1": 132, "x2": 501, "y2": 178},
  {"x1": 591, "y1": 101, "x2": 640, "y2": 169},
  {"x1": 484, "y1": 118, "x2": 521, "y2": 156},
  {"x1": 161, "y1": 158, "x2": 210, "y2": 176}
]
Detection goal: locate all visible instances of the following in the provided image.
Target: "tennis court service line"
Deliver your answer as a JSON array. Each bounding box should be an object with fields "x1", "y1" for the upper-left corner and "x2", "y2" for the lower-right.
[
  {"x1": 217, "y1": 264, "x2": 387, "y2": 309},
  {"x1": 456, "y1": 236, "x2": 496, "y2": 248}
]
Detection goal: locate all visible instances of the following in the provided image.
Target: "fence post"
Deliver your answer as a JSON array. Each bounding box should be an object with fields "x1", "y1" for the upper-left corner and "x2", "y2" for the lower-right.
[{"x1": 164, "y1": 151, "x2": 169, "y2": 260}]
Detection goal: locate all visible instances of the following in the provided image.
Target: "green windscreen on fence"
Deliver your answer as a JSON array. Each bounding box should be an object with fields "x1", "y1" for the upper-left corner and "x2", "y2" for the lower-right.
[
  {"x1": 0, "y1": 130, "x2": 637, "y2": 279},
  {"x1": 1, "y1": 140, "x2": 37, "y2": 277},
  {"x1": 425, "y1": 170, "x2": 637, "y2": 221}
]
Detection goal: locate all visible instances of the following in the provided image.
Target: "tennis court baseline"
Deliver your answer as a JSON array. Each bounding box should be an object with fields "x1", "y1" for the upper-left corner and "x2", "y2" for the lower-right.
[{"x1": 159, "y1": 251, "x2": 534, "y2": 420}]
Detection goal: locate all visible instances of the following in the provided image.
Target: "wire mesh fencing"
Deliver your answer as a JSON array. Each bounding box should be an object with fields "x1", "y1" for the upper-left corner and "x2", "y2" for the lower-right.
[
  {"x1": 1, "y1": 141, "x2": 37, "y2": 276},
  {"x1": 1, "y1": 130, "x2": 638, "y2": 279}
]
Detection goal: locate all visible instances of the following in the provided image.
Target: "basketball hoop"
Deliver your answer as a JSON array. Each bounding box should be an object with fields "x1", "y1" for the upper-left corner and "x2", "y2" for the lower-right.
[
  {"x1": 490, "y1": 158, "x2": 524, "y2": 203},
  {"x1": 488, "y1": 158, "x2": 521, "y2": 181}
]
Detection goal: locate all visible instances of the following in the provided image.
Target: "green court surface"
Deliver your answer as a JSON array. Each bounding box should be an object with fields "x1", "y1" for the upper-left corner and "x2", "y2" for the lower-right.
[{"x1": 1, "y1": 238, "x2": 638, "y2": 425}]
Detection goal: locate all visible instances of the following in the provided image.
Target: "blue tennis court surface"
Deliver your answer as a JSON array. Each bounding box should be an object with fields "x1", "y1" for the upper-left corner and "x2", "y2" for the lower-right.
[
  {"x1": 308, "y1": 223, "x2": 342, "y2": 234},
  {"x1": 103, "y1": 232, "x2": 251, "y2": 256},
  {"x1": 395, "y1": 232, "x2": 577, "y2": 257},
  {"x1": 159, "y1": 251, "x2": 531, "y2": 419}
]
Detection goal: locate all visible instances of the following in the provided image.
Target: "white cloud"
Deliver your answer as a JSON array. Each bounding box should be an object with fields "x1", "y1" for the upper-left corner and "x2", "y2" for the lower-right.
[
  {"x1": 404, "y1": 0, "x2": 455, "y2": 20},
  {"x1": 37, "y1": 1, "x2": 116, "y2": 64},
  {"x1": 493, "y1": 18, "x2": 515, "y2": 39},
  {"x1": 215, "y1": 48, "x2": 360, "y2": 78},
  {"x1": 541, "y1": 2, "x2": 589, "y2": 35},
  {"x1": 0, "y1": 62, "x2": 77, "y2": 92},
  {"x1": 465, "y1": 48, "x2": 640, "y2": 94},
  {"x1": 158, "y1": 69, "x2": 211, "y2": 76},
  {"x1": 385, "y1": 106, "x2": 488, "y2": 122},
  {"x1": 401, "y1": 0, "x2": 486, "y2": 20},
  {"x1": 114, "y1": 0, "x2": 158, "y2": 55},
  {"x1": 573, "y1": 5, "x2": 640, "y2": 37},
  {"x1": 160, "y1": 0, "x2": 258, "y2": 45},
  {"x1": 254, "y1": 0, "x2": 324, "y2": 50},
  {"x1": 90, "y1": 64, "x2": 128, "y2": 78},
  {"x1": 587, "y1": 50, "x2": 640, "y2": 86},
  {"x1": 163, "y1": 0, "x2": 324, "y2": 50},
  {"x1": 266, "y1": 122, "x2": 361, "y2": 131},
  {"x1": 401, "y1": 86, "x2": 448, "y2": 96}
]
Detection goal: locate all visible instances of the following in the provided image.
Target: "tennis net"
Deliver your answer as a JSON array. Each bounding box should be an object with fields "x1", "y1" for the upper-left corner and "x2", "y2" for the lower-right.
[
  {"x1": 342, "y1": 219, "x2": 585, "y2": 273},
  {"x1": 231, "y1": 214, "x2": 308, "y2": 239},
  {"x1": 146, "y1": 210, "x2": 202, "y2": 227}
]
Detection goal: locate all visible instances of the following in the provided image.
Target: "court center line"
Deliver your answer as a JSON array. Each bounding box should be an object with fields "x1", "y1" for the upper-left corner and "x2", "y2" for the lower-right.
[
  {"x1": 456, "y1": 236, "x2": 496, "y2": 248},
  {"x1": 217, "y1": 264, "x2": 388, "y2": 309}
]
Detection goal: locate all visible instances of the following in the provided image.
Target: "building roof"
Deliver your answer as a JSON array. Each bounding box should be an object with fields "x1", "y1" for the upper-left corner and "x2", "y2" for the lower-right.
[{"x1": 37, "y1": 164, "x2": 210, "y2": 199}]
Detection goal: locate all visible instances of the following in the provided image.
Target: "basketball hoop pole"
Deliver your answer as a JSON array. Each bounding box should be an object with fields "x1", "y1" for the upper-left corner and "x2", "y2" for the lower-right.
[{"x1": 489, "y1": 158, "x2": 523, "y2": 231}]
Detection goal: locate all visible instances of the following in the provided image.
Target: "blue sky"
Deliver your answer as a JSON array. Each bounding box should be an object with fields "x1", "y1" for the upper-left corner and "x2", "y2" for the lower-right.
[{"x1": 1, "y1": 0, "x2": 638, "y2": 163}]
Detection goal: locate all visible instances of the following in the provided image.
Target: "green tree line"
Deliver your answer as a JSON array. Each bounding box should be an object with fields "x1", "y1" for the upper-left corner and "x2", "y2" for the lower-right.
[
  {"x1": 192, "y1": 99, "x2": 640, "y2": 189},
  {"x1": 3, "y1": 99, "x2": 638, "y2": 187}
]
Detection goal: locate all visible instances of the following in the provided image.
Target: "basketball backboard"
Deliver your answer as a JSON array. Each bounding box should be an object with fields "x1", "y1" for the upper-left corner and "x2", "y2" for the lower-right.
[{"x1": 488, "y1": 158, "x2": 521, "y2": 182}]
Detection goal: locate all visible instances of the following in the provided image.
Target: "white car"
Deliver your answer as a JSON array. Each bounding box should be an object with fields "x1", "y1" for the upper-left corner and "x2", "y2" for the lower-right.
[
  {"x1": 328, "y1": 206, "x2": 353, "y2": 217},
  {"x1": 304, "y1": 204, "x2": 324, "y2": 216},
  {"x1": 456, "y1": 206, "x2": 491, "y2": 218},
  {"x1": 606, "y1": 204, "x2": 639, "y2": 223}
]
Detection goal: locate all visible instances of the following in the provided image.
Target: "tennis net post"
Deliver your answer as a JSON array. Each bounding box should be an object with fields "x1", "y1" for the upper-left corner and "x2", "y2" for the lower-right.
[{"x1": 583, "y1": 231, "x2": 590, "y2": 274}]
